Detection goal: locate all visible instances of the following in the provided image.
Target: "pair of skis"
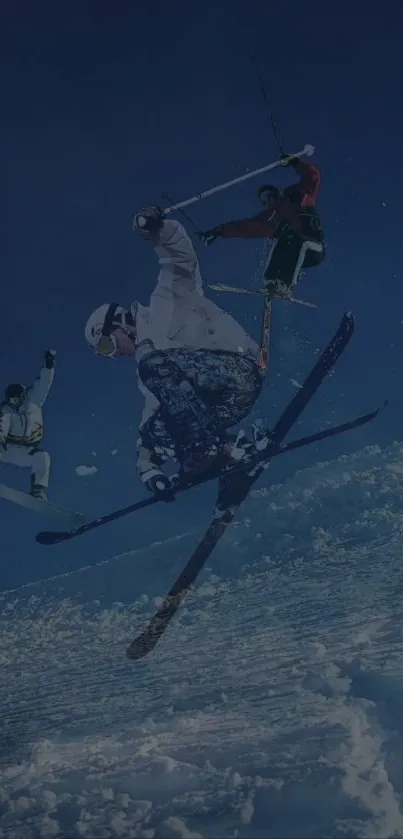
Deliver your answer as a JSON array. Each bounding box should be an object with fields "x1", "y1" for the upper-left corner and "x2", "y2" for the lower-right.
[
  {"x1": 207, "y1": 281, "x2": 317, "y2": 309},
  {"x1": 36, "y1": 312, "x2": 387, "y2": 661},
  {"x1": 206, "y1": 282, "x2": 317, "y2": 376}
]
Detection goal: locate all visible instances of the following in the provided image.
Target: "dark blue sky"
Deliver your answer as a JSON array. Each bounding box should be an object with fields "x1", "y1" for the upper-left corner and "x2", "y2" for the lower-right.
[{"x1": 1, "y1": 1, "x2": 402, "y2": 587}]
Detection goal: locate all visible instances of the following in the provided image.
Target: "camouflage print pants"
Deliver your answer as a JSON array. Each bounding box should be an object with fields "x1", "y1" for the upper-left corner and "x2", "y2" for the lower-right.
[{"x1": 138, "y1": 348, "x2": 262, "y2": 457}]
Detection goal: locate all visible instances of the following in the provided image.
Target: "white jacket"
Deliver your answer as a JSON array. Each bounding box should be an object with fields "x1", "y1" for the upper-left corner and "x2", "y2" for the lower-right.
[
  {"x1": 135, "y1": 219, "x2": 258, "y2": 429},
  {"x1": 0, "y1": 367, "x2": 54, "y2": 446}
]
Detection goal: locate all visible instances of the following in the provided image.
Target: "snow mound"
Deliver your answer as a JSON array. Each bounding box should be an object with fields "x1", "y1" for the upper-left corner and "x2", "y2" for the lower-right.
[{"x1": 75, "y1": 465, "x2": 98, "y2": 477}]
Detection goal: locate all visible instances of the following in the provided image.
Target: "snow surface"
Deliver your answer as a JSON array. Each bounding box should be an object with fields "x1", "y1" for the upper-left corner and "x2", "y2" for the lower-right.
[
  {"x1": 75, "y1": 465, "x2": 98, "y2": 477},
  {"x1": 2, "y1": 441, "x2": 403, "y2": 838}
]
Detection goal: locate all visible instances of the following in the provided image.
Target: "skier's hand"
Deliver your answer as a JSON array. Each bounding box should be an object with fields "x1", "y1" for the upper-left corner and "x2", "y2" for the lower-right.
[
  {"x1": 133, "y1": 206, "x2": 164, "y2": 237},
  {"x1": 278, "y1": 152, "x2": 300, "y2": 167},
  {"x1": 199, "y1": 226, "x2": 224, "y2": 247},
  {"x1": 44, "y1": 349, "x2": 56, "y2": 369},
  {"x1": 142, "y1": 469, "x2": 175, "y2": 502},
  {"x1": 304, "y1": 144, "x2": 315, "y2": 157}
]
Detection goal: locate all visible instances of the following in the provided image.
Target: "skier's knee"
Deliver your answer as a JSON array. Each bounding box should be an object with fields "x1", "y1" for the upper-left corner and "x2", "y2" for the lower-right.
[{"x1": 139, "y1": 352, "x2": 170, "y2": 380}]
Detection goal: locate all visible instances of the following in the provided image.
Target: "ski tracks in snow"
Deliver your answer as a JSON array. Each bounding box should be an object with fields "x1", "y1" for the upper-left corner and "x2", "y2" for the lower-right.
[{"x1": 1, "y1": 444, "x2": 403, "y2": 836}]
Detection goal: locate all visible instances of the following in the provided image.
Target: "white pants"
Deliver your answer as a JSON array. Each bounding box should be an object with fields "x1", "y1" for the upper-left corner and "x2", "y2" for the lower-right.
[{"x1": 0, "y1": 444, "x2": 51, "y2": 488}]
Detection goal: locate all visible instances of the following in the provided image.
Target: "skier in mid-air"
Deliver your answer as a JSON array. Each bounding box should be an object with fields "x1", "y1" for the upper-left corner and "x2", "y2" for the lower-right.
[
  {"x1": 0, "y1": 350, "x2": 56, "y2": 500},
  {"x1": 200, "y1": 151, "x2": 325, "y2": 299},
  {"x1": 84, "y1": 209, "x2": 265, "y2": 501}
]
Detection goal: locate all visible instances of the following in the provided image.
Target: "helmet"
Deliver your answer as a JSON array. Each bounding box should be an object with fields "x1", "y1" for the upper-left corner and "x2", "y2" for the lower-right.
[
  {"x1": 84, "y1": 303, "x2": 137, "y2": 358},
  {"x1": 257, "y1": 184, "x2": 279, "y2": 207},
  {"x1": 5, "y1": 383, "x2": 26, "y2": 404}
]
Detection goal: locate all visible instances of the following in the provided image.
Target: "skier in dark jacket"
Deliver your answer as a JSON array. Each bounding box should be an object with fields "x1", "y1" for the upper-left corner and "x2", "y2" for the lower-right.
[{"x1": 201, "y1": 153, "x2": 325, "y2": 299}]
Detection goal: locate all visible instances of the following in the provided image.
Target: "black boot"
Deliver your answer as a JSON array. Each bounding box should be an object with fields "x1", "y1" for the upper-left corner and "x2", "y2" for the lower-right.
[{"x1": 179, "y1": 439, "x2": 222, "y2": 478}]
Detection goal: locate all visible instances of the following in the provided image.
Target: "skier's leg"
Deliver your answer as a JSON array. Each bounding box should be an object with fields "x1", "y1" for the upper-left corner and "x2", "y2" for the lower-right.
[
  {"x1": 30, "y1": 449, "x2": 51, "y2": 498},
  {"x1": 264, "y1": 237, "x2": 324, "y2": 296},
  {"x1": 139, "y1": 348, "x2": 263, "y2": 473},
  {"x1": 300, "y1": 240, "x2": 325, "y2": 272},
  {"x1": 263, "y1": 236, "x2": 302, "y2": 295},
  {"x1": 191, "y1": 350, "x2": 263, "y2": 430},
  {"x1": 192, "y1": 349, "x2": 266, "y2": 461},
  {"x1": 138, "y1": 349, "x2": 218, "y2": 454}
]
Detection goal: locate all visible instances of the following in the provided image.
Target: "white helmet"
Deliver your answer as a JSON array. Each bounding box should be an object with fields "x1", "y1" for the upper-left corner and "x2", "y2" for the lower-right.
[{"x1": 85, "y1": 303, "x2": 136, "y2": 357}]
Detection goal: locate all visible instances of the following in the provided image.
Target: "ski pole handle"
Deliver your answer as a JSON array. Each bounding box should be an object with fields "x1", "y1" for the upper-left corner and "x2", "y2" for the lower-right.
[{"x1": 163, "y1": 145, "x2": 315, "y2": 215}]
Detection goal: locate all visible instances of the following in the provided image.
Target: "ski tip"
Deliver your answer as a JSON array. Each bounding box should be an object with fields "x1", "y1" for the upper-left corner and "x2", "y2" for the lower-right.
[
  {"x1": 339, "y1": 310, "x2": 355, "y2": 334},
  {"x1": 343, "y1": 310, "x2": 355, "y2": 323},
  {"x1": 126, "y1": 633, "x2": 158, "y2": 662},
  {"x1": 36, "y1": 530, "x2": 71, "y2": 546}
]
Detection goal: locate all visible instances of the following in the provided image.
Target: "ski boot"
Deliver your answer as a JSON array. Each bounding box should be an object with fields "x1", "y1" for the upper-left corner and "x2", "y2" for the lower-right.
[
  {"x1": 179, "y1": 439, "x2": 223, "y2": 482},
  {"x1": 223, "y1": 424, "x2": 271, "y2": 462},
  {"x1": 30, "y1": 484, "x2": 48, "y2": 501},
  {"x1": 264, "y1": 279, "x2": 292, "y2": 301},
  {"x1": 176, "y1": 431, "x2": 244, "y2": 487},
  {"x1": 214, "y1": 426, "x2": 273, "y2": 512}
]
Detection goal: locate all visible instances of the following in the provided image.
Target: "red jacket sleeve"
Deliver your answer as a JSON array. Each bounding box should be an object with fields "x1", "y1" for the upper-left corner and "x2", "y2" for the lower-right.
[
  {"x1": 220, "y1": 209, "x2": 277, "y2": 239},
  {"x1": 290, "y1": 160, "x2": 320, "y2": 207}
]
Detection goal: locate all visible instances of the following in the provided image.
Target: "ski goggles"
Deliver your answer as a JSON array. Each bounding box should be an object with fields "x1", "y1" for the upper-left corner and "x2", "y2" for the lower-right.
[
  {"x1": 96, "y1": 303, "x2": 137, "y2": 358},
  {"x1": 96, "y1": 333, "x2": 119, "y2": 358}
]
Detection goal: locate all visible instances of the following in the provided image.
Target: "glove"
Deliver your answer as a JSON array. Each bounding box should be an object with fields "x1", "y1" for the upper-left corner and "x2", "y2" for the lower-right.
[
  {"x1": 199, "y1": 226, "x2": 224, "y2": 247},
  {"x1": 133, "y1": 205, "x2": 164, "y2": 236},
  {"x1": 278, "y1": 152, "x2": 300, "y2": 167},
  {"x1": 141, "y1": 468, "x2": 175, "y2": 502},
  {"x1": 44, "y1": 349, "x2": 56, "y2": 369}
]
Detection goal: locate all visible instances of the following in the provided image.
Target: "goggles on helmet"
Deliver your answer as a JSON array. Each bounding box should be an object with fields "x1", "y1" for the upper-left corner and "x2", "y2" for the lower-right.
[{"x1": 95, "y1": 303, "x2": 137, "y2": 358}]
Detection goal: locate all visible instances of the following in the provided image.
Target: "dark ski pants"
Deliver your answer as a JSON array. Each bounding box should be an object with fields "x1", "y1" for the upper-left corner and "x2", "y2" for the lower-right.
[
  {"x1": 264, "y1": 235, "x2": 325, "y2": 289},
  {"x1": 138, "y1": 347, "x2": 263, "y2": 456}
]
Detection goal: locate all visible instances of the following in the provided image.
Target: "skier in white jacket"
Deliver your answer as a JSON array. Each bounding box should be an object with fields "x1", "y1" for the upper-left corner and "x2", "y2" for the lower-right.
[
  {"x1": 84, "y1": 207, "x2": 263, "y2": 500},
  {"x1": 0, "y1": 351, "x2": 56, "y2": 500}
]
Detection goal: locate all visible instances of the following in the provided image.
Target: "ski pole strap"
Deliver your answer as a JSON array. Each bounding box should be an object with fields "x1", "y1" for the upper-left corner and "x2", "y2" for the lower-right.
[{"x1": 163, "y1": 145, "x2": 315, "y2": 214}]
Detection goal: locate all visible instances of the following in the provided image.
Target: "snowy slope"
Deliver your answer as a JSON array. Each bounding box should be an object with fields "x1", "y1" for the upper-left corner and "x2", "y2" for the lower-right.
[{"x1": 1, "y1": 442, "x2": 403, "y2": 838}]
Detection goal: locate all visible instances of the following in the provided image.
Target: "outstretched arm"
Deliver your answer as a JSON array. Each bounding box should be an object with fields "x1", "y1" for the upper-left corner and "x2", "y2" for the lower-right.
[
  {"x1": 200, "y1": 207, "x2": 278, "y2": 245},
  {"x1": 153, "y1": 219, "x2": 201, "y2": 293},
  {"x1": 133, "y1": 207, "x2": 202, "y2": 295},
  {"x1": 219, "y1": 209, "x2": 278, "y2": 239},
  {"x1": 28, "y1": 351, "x2": 56, "y2": 406},
  {"x1": 286, "y1": 157, "x2": 320, "y2": 207}
]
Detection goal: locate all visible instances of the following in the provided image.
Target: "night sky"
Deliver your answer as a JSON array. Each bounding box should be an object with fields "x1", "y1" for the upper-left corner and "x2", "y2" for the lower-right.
[{"x1": 1, "y1": 0, "x2": 402, "y2": 587}]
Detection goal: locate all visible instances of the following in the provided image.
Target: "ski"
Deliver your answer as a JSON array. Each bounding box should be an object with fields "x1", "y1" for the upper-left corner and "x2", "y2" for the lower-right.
[
  {"x1": 0, "y1": 483, "x2": 86, "y2": 528},
  {"x1": 125, "y1": 311, "x2": 357, "y2": 660},
  {"x1": 35, "y1": 396, "x2": 386, "y2": 547},
  {"x1": 207, "y1": 282, "x2": 318, "y2": 309},
  {"x1": 258, "y1": 298, "x2": 272, "y2": 373},
  {"x1": 277, "y1": 400, "x2": 387, "y2": 456}
]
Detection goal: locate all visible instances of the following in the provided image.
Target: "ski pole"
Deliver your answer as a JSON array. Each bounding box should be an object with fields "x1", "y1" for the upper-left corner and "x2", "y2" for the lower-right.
[
  {"x1": 205, "y1": 282, "x2": 318, "y2": 309},
  {"x1": 163, "y1": 145, "x2": 314, "y2": 215},
  {"x1": 251, "y1": 54, "x2": 285, "y2": 155},
  {"x1": 252, "y1": 54, "x2": 284, "y2": 154},
  {"x1": 161, "y1": 191, "x2": 203, "y2": 233}
]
